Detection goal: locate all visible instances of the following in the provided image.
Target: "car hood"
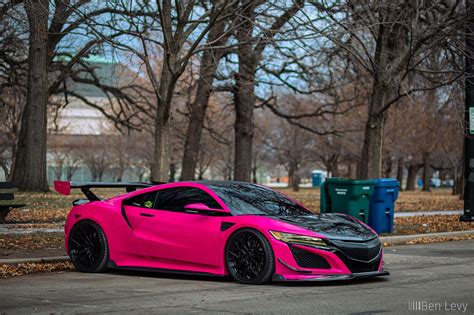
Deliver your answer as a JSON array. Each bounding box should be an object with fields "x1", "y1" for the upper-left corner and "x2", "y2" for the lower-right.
[{"x1": 271, "y1": 214, "x2": 377, "y2": 241}]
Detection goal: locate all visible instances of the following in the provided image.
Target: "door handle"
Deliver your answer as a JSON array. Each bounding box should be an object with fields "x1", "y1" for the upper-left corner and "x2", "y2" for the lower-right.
[{"x1": 140, "y1": 213, "x2": 154, "y2": 217}]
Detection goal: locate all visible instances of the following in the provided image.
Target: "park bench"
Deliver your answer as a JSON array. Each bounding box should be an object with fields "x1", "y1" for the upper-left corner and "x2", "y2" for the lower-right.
[{"x1": 0, "y1": 182, "x2": 26, "y2": 224}]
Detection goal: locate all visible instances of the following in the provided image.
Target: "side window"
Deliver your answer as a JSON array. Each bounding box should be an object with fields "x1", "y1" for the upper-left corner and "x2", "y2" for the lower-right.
[
  {"x1": 124, "y1": 191, "x2": 158, "y2": 208},
  {"x1": 154, "y1": 187, "x2": 222, "y2": 212}
]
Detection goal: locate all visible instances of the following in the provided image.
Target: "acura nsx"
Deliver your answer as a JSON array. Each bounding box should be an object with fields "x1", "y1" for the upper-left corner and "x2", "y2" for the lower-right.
[{"x1": 55, "y1": 180, "x2": 389, "y2": 284}]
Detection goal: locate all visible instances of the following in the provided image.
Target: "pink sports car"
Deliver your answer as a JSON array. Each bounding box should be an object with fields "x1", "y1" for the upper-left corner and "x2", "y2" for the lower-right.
[{"x1": 55, "y1": 180, "x2": 389, "y2": 284}]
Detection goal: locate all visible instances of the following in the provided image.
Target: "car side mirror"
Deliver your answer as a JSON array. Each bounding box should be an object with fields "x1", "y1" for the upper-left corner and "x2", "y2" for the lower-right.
[{"x1": 184, "y1": 203, "x2": 226, "y2": 213}]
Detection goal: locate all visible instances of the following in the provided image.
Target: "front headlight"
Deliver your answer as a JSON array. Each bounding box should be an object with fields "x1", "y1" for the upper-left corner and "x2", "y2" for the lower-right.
[{"x1": 269, "y1": 231, "x2": 327, "y2": 248}]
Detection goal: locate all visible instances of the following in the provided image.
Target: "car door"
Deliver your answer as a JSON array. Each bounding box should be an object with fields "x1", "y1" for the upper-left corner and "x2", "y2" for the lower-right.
[
  {"x1": 127, "y1": 186, "x2": 225, "y2": 268},
  {"x1": 122, "y1": 191, "x2": 159, "y2": 231}
]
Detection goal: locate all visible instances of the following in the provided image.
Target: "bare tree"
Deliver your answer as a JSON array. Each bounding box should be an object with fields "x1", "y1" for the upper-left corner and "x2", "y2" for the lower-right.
[
  {"x1": 2, "y1": 1, "x2": 150, "y2": 190},
  {"x1": 0, "y1": 17, "x2": 26, "y2": 179},
  {"x1": 302, "y1": 0, "x2": 465, "y2": 179},
  {"x1": 12, "y1": 0, "x2": 50, "y2": 190},
  {"x1": 81, "y1": 136, "x2": 111, "y2": 182},
  {"x1": 180, "y1": 9, "x2": 235, "y2": 180},
  {"x1": 223, "y1": 0, "x2": 304, "y2": 181},
  {"x1": 107, "y1": 1, "x2": 239, "y2": 182}
]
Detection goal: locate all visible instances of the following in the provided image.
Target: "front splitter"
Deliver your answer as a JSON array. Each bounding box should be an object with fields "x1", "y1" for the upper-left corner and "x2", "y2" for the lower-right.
[{"x1": 272, "y1": 270, "x2": 390, "y2": 282}]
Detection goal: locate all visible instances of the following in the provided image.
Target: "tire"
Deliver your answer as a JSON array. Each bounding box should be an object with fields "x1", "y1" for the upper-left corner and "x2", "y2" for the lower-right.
[
  {"x1": 68, "y1": 220, "x2": 109, "y2": 273},
  {"x1": 225, "y1": 228, "x2": 275, "y2": 284}
]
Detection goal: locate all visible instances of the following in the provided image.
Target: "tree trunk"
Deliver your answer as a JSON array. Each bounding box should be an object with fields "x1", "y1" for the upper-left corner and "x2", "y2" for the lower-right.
[
  {"x1": 151, "y1": 115, "x2": 170, "y2": 182},
  {"x1": 233, "y1": 55, "x2": 256, "y2": 182},
  {"x1": 55, "y1": 164, "x2": 63, "y2": 180},
  {"x1": 168, "y1": 162, "x2": 176, "y2": 182},
  {"x1": 180, "y1": 21, "x2": 227, "y2": 181},
  {"x1": 136, "y1": 169, "x2": 145, "y2": 182},
  {"x1": 406, "y1": 164, "x2": 421, "y2": 191},
  {"x1": 292, "y1": 173, "x2": 300, "y2": 192},
  {"x1": 357, "y1": 17, "x2": 399, "y2": 180},
  {"x1": 0, "y1": 161, "x2": 10, "y2": 181},
  {"x1": 115, "y1": 164, "x2": 124, "y2": 182},
  {"x1": 252, "y1": 166, "x2": 257, "y2": 184},
  {"x1": 358, "y1": 110, "x2": 386, "y2": 179},
  {"x1": 151, "y1": 58, "x2": 175, "y2": 182},
  {"x1": 454, "y1": 166, "x2": 463, "y2": 196},
  {"x1": 66, "y1": 170, "x2": 75, "y2": 181},
  {"x1": 332, "y1": 164, "x2": 340, "y2": 177},
  {"x1": 348, "y1": 161, "x2": 357, "y2": 179},
  {"x1": 396, "y1": 157, "x2": 404, "y2": 189},
  {"x1": 288, "y1": 168, "x2": 294, "y2": 189},
  {"x1": 12, "y1": 0, "x2": 50, "y2": 191},
  {"x1": 384, "y1": 158, "x2": 393, "y2": 178},
  {"x1": 422, "y1": 152, "x2": 431, "y2": 192},
  {"x1": 232, "y1": 0, "x2": 259, "y2": 182}
]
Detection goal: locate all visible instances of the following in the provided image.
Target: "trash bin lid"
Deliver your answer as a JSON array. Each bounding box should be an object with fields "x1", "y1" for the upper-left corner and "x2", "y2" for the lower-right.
[
  {"x1": 325, "y1": 178, "x2": 375, "y2": 185},
  {"x1": 372, "y1": 178, "x2": 400, "y2": 187}
]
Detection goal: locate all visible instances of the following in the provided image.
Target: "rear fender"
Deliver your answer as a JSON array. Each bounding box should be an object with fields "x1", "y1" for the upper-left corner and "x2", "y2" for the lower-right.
[{"x1": 65, "y1": 201, "x2": 145, "y2": 262}]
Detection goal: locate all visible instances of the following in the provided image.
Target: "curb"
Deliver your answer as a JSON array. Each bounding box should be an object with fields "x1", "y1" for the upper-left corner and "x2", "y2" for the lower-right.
[
  {"x1": 0, "y1": 256, "x2": 69, "y2": 265},
  {"x1": 380, "y1": 230, "x2": 474, "y2": 245}
]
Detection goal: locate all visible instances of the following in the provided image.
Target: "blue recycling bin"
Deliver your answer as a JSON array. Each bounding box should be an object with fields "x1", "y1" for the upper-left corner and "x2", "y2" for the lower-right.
[{"x1": 368, "y1": 178, "x2": 400, "y2": 233}]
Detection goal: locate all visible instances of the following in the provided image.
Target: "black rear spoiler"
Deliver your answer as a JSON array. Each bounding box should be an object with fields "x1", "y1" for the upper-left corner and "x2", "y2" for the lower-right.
[{"x1": 54, "y1": 181, "x2": 164, "y2": 201}]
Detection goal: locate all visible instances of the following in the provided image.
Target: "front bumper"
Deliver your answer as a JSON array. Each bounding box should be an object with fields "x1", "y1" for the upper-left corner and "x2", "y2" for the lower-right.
[
  {"x1": 270, "y1": 235, "x2": 387, "y2": 281},
  {"x1": 272, "y1": 270, "x2": 390, "y2": 282}
]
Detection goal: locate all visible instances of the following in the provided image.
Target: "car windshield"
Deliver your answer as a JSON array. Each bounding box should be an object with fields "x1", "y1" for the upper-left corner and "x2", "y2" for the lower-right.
[{"x1": 208, "y1": 183, "x2": 312, "y2": 216}]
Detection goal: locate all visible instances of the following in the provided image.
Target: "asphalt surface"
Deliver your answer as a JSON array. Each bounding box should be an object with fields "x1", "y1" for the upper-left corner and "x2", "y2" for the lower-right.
[{"x1": 1, "y1": 240, "x2": 473, "y2": 314}]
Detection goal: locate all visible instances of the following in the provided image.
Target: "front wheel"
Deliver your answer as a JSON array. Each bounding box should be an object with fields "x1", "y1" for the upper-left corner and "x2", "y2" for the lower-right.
[
  {"x1": 225, "y1": 228, "x2": 275, "y2": 284},
  {"x1": 68, "y1": 220, "x2": 109, "y2": 273}
]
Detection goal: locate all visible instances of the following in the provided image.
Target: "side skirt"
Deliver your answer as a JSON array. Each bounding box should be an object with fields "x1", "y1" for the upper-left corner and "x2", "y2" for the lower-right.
[{"x1": 107, "y1": 260, "x2": 226, "y2": 278}]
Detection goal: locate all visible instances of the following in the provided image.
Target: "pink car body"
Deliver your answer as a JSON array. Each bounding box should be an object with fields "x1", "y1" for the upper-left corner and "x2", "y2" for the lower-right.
[{"x1": 58, "y1": 180, "x2": 388, "y2": 282}]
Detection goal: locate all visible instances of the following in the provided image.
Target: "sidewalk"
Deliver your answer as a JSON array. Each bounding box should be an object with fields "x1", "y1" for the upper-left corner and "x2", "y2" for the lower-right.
[
  {"x1": 1, "y1": 248, "x2": 64, "y2": 260},
  {"x1": 394, "y1": 210, "x2": 463, "y2": 217},
  {"x1": 380, "y1": 229, "x2": 474, "y2": 245}
]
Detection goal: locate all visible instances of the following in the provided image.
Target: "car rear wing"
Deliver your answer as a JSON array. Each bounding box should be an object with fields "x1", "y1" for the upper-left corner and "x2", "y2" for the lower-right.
[{"x1": 54, "y1": 181, "x2": 163, "y2": 201}]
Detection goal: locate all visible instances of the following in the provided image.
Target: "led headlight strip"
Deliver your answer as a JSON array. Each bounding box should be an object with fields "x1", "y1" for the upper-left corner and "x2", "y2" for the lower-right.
[{"x1": 269, "y1": 231, "x2": 328, "y2": 248}]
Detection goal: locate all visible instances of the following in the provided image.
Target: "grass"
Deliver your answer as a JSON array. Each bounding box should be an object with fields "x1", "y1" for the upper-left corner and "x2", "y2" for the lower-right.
[
  {"x1": 0, "y1": 262, "x2": 73, "y2": 278},
  {"x1": 5, "y1": 187, "x2": 463, "y2": 224},
  {"x1": 8, "y1": 188, "x2": 123, "y2": 224},
  {"x1": 0, "y1": 233, "x2": 64, "y2": 250}
]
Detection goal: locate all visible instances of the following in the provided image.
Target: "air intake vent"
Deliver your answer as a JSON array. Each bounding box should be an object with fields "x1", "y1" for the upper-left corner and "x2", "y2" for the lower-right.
[{"x1": 289, "y1": 246, "x2": 331, "y2": 269}]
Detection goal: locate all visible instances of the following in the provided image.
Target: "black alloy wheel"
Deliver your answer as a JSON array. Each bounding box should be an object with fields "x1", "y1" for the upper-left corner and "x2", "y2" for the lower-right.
[
  {"x1": 226, "y1": 228, "x2": 275, "y2": 284},
  {"x1": 68, "y1": 220, "x2": 109, "y2": 273}
]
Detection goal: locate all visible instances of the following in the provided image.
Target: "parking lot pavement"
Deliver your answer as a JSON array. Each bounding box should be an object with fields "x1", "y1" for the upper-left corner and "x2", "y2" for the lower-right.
[{"x1": 1, "y1": 240, "x2": 473, "y2": 314}]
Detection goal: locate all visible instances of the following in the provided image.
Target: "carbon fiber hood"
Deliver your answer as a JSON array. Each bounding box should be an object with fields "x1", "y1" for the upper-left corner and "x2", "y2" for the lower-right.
[{"x1": 273, "y1": 214, "x2": 377, "y2": 241}]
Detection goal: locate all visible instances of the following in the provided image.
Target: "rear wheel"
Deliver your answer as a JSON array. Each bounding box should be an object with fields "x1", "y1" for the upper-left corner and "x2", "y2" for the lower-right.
[
  {"x1": 68, "y1": 220, "x2": 109, "y2": 273},
  {"x1": 225, "y1": 228, "x2": 274, "y2": 284}
]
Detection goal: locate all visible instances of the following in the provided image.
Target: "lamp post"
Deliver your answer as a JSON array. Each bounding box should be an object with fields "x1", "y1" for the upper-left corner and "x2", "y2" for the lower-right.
[{"x1": 462, "y1": 0, "x2": 474, "y2": 222}]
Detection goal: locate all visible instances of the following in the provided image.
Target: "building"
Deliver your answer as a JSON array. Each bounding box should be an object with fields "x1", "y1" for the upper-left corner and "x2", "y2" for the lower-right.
[{"x1": 47, "y1": 55, "x2": 147, "y2": 184}]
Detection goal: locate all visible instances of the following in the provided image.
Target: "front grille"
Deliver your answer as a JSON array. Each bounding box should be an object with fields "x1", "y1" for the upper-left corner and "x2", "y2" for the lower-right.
[
  {"x1": 330, "y1": 238, "x2": 381, "y2": 261},
  {"x1": 290, "y1": 246, "x2": 331, "y2": 269},
  {"x1": 336, "y1": 254, "x2": 381, "y2": 273},
  {"x1": 328, "y1": 238, "x2": 382, "y2": 274}
]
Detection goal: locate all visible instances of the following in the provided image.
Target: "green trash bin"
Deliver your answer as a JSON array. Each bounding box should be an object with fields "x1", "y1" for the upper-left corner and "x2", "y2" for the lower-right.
[
  {"x1": 319, "y1": 178, "x2": 375, "y2": 223},
  {"x1": 319, "y1": 181, "x2": 329, "y2": 214}
]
